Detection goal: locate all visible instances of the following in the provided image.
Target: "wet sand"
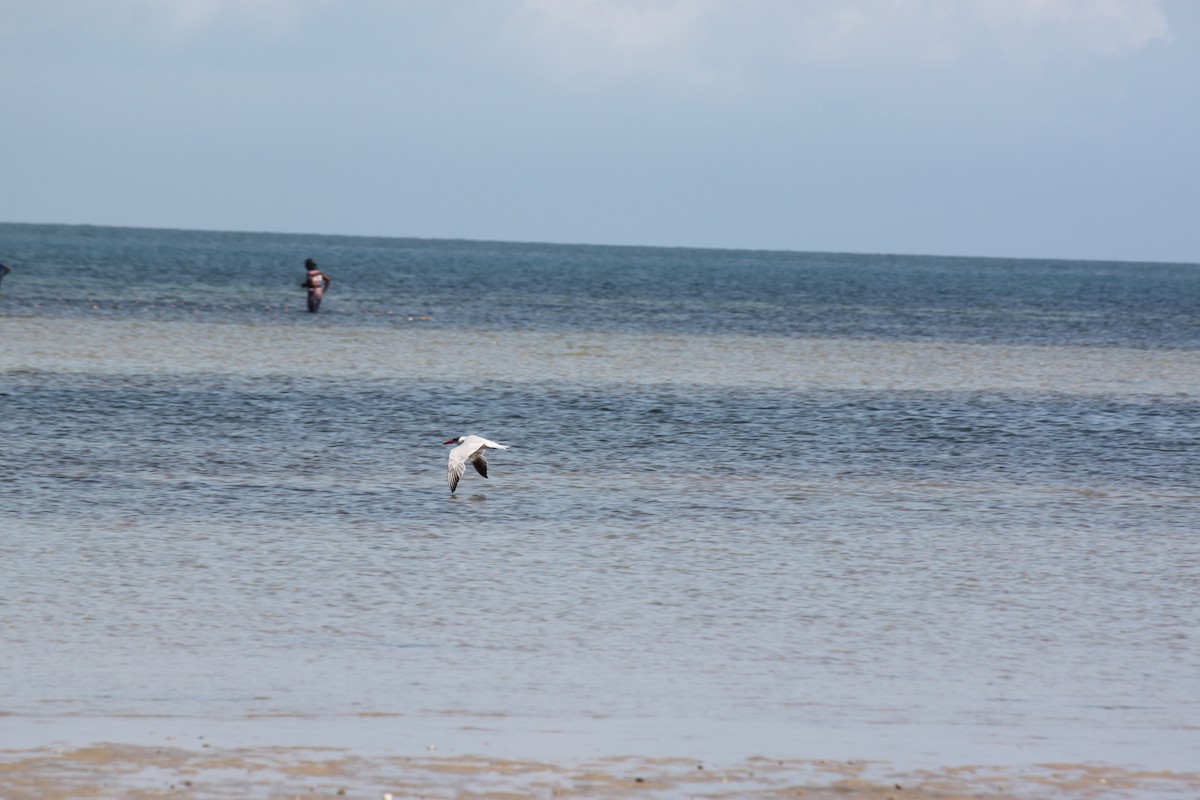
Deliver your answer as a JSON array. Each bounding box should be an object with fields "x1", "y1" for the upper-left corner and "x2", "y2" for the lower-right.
[{"x1": 2, "y1": 744, "x2": 1198, "y2": 800}]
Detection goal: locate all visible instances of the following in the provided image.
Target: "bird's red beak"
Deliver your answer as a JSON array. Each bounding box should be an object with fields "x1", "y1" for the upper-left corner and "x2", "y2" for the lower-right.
[{"x1": 443, "y1": 438, "x2": 457, "y2": 445}]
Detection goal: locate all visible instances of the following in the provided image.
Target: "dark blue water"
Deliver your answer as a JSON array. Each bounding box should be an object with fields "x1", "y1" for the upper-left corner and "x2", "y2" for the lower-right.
[
  {"x1": 3, "y1": 222, "x2": 1197, "y2": 347},
  {"x1": 4, "y1": 374, "x2": 1196, "y2": 526}
]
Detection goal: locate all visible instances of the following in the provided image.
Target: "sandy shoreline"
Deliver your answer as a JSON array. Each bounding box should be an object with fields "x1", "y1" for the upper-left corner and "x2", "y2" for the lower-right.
[{"x1": 2, "y1": 744, "x2": 1198, "y2": 800}]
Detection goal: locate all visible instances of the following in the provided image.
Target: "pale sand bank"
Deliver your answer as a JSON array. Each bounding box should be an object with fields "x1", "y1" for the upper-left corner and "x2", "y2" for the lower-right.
[
  {"x1": 3, "y1": 316, "x2": 1197, "y2": 395},
  {"x1": 2, "y1": 745, "x2": 1198, "y2": 800}
]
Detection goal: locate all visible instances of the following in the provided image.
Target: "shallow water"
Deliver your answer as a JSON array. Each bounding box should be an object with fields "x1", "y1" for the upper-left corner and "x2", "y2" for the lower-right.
[{"x1": 1, "y1": 224, "x2": 1198, "y2": 780}]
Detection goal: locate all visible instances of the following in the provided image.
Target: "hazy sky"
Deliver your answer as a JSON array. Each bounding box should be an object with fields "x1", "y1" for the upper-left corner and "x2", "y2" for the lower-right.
[{"x1": 2, "y1": 0, "x2": 1197, "y2": 261}]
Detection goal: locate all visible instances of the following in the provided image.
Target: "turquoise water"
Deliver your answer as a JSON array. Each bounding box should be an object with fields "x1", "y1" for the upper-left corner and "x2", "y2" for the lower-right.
[{"x1": 1, "y1": 223, "x2": 1198, "y2": 773}]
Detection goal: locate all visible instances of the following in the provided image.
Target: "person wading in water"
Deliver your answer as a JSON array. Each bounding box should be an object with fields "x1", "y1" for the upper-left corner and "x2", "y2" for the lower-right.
[{"x1": 301, "y1": 258, "x2": 332, "y2": 313}]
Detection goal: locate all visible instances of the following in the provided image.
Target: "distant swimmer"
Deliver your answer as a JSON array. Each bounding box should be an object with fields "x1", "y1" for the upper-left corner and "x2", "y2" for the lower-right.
[
  {"x1": 444, "y1": 435, "x2": 510, "y2": 493},
  {"x1": 0, "y1": 261, "x2": 11, "y2": 294},
  {"x1": 301, "y1": 258, "x2": 332, "y2": 313}
]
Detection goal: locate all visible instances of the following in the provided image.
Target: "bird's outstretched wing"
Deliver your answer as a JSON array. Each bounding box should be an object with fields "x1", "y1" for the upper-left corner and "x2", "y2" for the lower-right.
[
  {"x1": 447, "y1": 449, "x2": 468, "y2": 493},
  {"x1": 470, "y1": 451, "x2": 489, "y2": 478}
]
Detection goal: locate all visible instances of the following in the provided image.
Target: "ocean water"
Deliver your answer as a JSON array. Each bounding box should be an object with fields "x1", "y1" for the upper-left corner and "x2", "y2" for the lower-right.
[{"x1": 1, "y1": 223, "x2": 1198, "y2": 774}]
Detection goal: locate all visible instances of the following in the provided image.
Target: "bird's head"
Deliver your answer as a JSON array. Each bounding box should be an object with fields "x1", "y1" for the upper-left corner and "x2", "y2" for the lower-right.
[{"x1": 443, "y1": 437, "x2": 463, "y2": 445}]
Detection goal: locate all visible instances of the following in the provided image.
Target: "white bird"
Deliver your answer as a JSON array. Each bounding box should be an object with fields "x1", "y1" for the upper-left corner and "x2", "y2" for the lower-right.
[{"x1": 443, "y1": 435, "x2": 509, "y2": 493}]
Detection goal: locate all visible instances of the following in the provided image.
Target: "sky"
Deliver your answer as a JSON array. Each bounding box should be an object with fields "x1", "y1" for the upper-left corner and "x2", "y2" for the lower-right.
[{"x1": 1, "y1": 0, "x2": 1197, "y2": 262}]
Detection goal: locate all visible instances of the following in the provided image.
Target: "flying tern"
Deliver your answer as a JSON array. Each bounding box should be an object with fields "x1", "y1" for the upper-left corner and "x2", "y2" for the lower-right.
[{"x1": 443, "y1": 435, "x2": 509, "y2": 493}]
